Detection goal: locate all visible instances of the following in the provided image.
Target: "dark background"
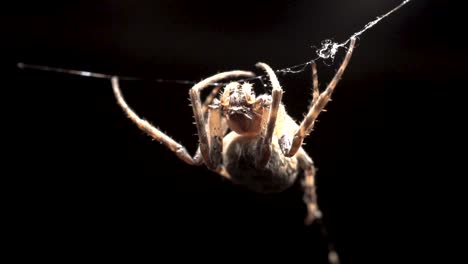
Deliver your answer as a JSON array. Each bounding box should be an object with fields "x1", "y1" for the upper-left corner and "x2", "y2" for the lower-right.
[{"x1": 5, "y1": 0, "x2": 459, "y2": 262}]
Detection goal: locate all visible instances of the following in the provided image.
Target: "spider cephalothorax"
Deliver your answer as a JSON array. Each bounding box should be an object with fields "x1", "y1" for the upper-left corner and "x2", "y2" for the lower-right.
[
  {"x1": 111, "y1": 37, "x2": 356, "y2": 264},
  {"x1": 217, "y1": 82, "x2": 269, "y2": 136}
]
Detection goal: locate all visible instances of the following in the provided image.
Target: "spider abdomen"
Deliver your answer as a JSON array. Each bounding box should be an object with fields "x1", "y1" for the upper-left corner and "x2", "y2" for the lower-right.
[{"x1": 223, "y1": 132, "x2": 299, "y2": 193}]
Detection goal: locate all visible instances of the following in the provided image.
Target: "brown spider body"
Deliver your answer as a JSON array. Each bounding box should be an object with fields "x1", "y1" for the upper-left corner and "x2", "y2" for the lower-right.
[
  {"x1": 111, "y1": 37, "x2": 356, "y2": 264},
  {"x1": 220, "y1": 92, "x2": 300, "y2": 193},
  {"x1": 203, "y1": 81, "x2": 303, "y2": 193},
  {"x1": 222, "y1": 127, "x2": 299, "y2": 193}
]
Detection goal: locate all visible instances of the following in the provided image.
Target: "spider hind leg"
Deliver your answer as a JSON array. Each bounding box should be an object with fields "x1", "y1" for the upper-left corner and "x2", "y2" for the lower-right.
[{"x1": 297, "y1": 149, "x2": 340, "y2": 264}]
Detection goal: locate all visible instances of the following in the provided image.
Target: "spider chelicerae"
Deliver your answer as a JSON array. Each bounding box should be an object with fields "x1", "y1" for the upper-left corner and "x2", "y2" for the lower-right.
[{"x1": 111, "y1": 37, "x2": 355, "y2": 264}]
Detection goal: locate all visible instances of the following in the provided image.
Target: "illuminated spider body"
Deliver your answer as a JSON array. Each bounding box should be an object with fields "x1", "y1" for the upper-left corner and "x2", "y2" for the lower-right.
[
  {"x1": 218, "y1": 86, "x2": 300, "y2": 193},
  {"x1": 111, "y1": 38, "x2": 355, "y2": 230},
  {"x1": 223, "y1": 130, "x2": 299, "y2": 193}
]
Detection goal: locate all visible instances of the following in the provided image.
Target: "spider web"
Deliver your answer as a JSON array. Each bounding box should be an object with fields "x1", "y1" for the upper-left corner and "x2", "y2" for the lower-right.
[{"x1": 17, "y1": 0, "x2": 412, "y2": 86}]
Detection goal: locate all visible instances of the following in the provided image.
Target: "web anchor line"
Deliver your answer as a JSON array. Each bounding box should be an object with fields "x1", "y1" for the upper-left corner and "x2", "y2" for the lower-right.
[{"x1": 17, "y1": 0, "x2": 412, "y2": 87}]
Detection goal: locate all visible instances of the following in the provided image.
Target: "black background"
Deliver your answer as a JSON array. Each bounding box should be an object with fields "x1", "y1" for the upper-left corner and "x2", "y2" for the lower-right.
[{"x1": 5, "y1": 0, "x2": 460, "y2": 262}]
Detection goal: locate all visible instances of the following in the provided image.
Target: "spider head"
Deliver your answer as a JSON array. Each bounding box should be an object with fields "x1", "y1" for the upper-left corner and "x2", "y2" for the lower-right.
[{"x1": 219, "y1": 82, "x2": 263, "y2": 135}]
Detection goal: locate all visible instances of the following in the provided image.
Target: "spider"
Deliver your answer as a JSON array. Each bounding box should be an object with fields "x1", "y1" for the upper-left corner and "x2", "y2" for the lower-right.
[{"x1": 110, "y1": 38, "x2": 355, "y2": 263}]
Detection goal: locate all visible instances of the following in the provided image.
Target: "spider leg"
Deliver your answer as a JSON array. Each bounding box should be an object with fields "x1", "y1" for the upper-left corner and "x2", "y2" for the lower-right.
[
  {"x1": 111, "y1": 77, "x2": 204, "y2": 165},
  {"x1": 281, "y1": 37, "x2": 356, "y2": 157},
  {"x1": 296, "y1": 148, "x2": 340, "y2": 264},
  {"x1": 207, "y1": 104, "x2": 223, "y2": 168},
  {"x1": 278, "y1": 63, "x2": 318, "y2": 155},
  {"x1": 296, "y1": 149, "x2": 321, "y2": 224},
  {"x1": 311, "y1": 61, "x2": 319, "y2": 105},
  {"x1": 201, "y1": 85, "x2": 221, "y2": 115},
  {"x1": 254, "y1": 62, "x2": 283, "y2": 167},
  {"x1": 201, "y1": 85, "x2": 230, "y2": 139},
  {"x1": 189, "y1": 71, "x2": 255, "y2": 169}
]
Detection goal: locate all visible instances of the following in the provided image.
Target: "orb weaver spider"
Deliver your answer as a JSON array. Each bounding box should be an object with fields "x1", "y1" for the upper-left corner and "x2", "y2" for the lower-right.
[{"x1": 111, "y1": 37, "x2": 355, "y2": 264}]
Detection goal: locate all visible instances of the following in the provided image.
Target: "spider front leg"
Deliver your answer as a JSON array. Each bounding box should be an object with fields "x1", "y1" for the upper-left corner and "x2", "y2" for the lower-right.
[
  {"x1": 254, "y1": 62, "x2": 283, "y2": 167},
  {"x1": 281, "y1": 37, "x2": 356, "y2": 157},
  {"x1": 202, "y1": 85, "x2": 221, "y2": 118},
  {"x1": 111, "y1": 77, "x2": 203, "y2": 165},
  {"x1": 206, "y1": 104, "x2": 223, "y2": 168},
  {"x1": 189, "y1": 71, "x2": 255, "y2": 169}
]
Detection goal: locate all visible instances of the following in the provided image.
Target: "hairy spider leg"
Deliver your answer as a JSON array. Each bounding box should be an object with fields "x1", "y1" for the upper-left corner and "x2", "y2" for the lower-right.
[
  {"x1": 296, "y1": 149, "x2": 340, "y2": 264},
  {"x1": 254, "y1": 62, "x2": 284, "y2": 168},
  {"x1": 111, "y1": 77, "x2": 204, "y2": 165},
  {"x1": 280, "y1": 37, "x2": 356, "y2": 157},
  {"x1": 189, "y1": 71, "x2": 255, "y2": 169},
  {"x1": 311, "y1": 62, "x2": 319, "y2": 105},
  {"x1": 111, "y1": 76, "x2": 244, "y2": 166}
]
